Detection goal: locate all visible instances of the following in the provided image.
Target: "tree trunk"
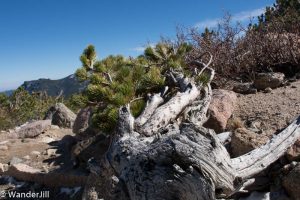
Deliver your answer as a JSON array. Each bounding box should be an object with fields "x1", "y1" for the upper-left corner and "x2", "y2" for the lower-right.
[{"x1": 83, "y1": 67, "x2": 300, "y2": 200}]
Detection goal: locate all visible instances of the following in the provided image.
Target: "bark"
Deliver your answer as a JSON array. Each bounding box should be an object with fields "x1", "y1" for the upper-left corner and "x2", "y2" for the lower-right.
[{"x1": 83, "y1": 64, "x2": 300, "y2": 200}]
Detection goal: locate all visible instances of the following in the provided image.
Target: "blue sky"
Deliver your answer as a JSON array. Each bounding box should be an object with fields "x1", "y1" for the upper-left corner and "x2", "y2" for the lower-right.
[{"x1": 0, "y1": 0, "x2": 275, "y2": 91}]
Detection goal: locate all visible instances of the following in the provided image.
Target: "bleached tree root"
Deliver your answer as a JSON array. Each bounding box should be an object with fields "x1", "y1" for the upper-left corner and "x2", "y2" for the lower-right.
[{"x1": 82, "y1": 59, "x2": 300, "y2": 199}]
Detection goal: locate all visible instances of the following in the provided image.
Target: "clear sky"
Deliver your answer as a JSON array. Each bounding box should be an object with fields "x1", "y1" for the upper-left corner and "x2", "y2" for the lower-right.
[{"x1": 0, "y1": 0, "x2": 275, "y2": 91}]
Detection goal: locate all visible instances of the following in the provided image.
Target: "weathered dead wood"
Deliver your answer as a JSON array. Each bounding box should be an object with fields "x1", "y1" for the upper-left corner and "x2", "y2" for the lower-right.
[
  {"x1": 139, "y1": 84, "x2": 200, "y2": 136},
  {"x1": 83, "y1": 55, "x2": 300, "y2": 200}
]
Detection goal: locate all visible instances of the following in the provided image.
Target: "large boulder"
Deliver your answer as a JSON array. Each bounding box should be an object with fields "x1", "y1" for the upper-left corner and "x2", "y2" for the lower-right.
[
  {"x1": 73, "y1": 107, "x2": 93, "y2": 135},
  {"x1": 46, "y1": 103, "x2": 76, "y2": 128},
  {"x1": 254, "y1": 72, "x2": 285, "y2": 90},
  {"x1": 204, "y1": 89, "x2": 237, "y2": 133},
  {"x1": 282, "y1": 164, "x2": 300, "y2": 200},
  {"x1": 233, "y1": 82, "x2": 257, "y2": 94},
  {"x1": 8, "y1": 120, "x2": 51, "y2": 139},
  {"x1": 231, "y1": 128, "x2": 269, "y2": 157}
]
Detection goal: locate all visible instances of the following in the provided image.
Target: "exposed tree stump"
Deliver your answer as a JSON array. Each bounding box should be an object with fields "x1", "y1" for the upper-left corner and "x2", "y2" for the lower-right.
[{"x1": 83, "y1": 57, "x2": 300, "y2": 200}]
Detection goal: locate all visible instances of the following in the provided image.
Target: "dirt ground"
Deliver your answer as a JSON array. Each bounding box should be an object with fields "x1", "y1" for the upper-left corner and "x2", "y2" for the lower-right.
[
  {"x1": 0, "y1": 128, "x2": 85, "y2": 200},
  {"x1": 233, "y1": 80, "x2": 300, "y2": 137}
]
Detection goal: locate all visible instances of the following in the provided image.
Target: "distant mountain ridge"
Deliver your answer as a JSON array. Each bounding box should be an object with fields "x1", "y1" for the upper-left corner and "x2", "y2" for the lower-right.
[
  {"x1": 20, "y1": 74, "x2": 87, "y2": 97},
  {"x1": 1, "y1": 90, "x2": 14, "y2": 96}
]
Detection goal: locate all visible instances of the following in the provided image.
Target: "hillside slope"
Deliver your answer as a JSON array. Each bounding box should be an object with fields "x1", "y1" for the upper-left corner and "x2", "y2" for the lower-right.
[{"x1": 21, "y1": 74, "x2": 87, "y2": 97}]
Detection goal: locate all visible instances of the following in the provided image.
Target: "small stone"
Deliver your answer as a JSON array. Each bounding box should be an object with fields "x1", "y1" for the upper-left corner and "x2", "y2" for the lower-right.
[
  {"x1": 264, "y1": 87, "x2": 272, "y2": 93},
  {"x1": 254, "y1": 72, "x2": 285, "y2": 90},
  {"x1": 291, "y1": 85, "x2": 297, "y2": 88},
  {"x1": 39, "y1": 136, "x2": 55, "y2": 143},
  {"x1": 0, "y1": 163, "x2": 9, "y2": 173},
  {"x1": 42, "y1": 165, "x2": 49, "y2": 173},
  {"x1": 23, "y1": 155, "x2": 31, "y2": 160},
  {"x1": 50, "y1": 125, "x2": 60, "y2": 130},
  {"x1": 31, "y1": 151, "x2": 41, "y2": 156},
  {"x1": 0, "y1": 141, "x2": 8, "y2": 145},
  {"x1": 9, "y1": 157, "x2": 23, "y2": 165},
  {"x1": 0, "y1": 145, "x2": 8, "y2": 151},
  {"x1": 46, "y1": 148, "x2": 57, "y2": 156}
]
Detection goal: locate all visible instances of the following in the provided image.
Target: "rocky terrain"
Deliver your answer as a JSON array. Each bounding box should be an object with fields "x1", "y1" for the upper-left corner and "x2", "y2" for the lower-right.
[{"x1": 0, "y1": 73, "x2": 299, "y2": 199}]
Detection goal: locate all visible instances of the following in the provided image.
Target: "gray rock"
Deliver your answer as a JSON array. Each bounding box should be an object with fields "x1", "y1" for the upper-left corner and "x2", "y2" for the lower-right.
[
  {"x1": 233, "y1": 82, "x2": 257, "y2": 94},
  {"x1": 48, "y1": 103, "x2": 76, "y2": 128},
  {"x1": 73, "y1": 107, "x2": 93, "y2": 135},
  {"x1": 13, "y1": 120, "x2": 52, "y2": 138},
  {"x1": 254, "y1": 72, "x2": 285, "y2": 90}
]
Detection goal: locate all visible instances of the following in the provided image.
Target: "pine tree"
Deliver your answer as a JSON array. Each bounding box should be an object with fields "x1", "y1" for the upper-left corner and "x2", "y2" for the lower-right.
[{"x1": 75, "y1": 42, "x2": 192, "y2": 133}]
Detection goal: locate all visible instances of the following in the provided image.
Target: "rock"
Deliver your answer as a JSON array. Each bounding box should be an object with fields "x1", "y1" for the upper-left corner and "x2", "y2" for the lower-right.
[
  {"x1": 231, "y1": 128, "x2": 269, "y2": 157},
  {"x1": 23, "y1": 155, "x2": 31, "y2": 160},
  {"x1": 71, "y1": 134, "x2": 109, "y2": 166},
  {"x1": 204, "y1": 89, "x2": 237, "y2": 133},
  {"x1": 286, "y1": 138, "x2": 300, "y2": 161},
  {"x1": 50, "y1": 125, "x2": 60, "y2": 130},
  {"x1": 44, "y1": 105, "x2": 57, "y2": 120},
  {"x1": 13, "y1": 120, "x2": 51, "y2": 138},
  {"x1": 0, "y1": 163, "x2": 9, "y2": 173},
  {"x1": 282, "y1": 164, "x2": 300, "y2": 200},
  {"x1": 9, "y1": 157, "x2": 23, "y2": 165},
  {"x1": 0, "y1": 141, "x2": 8, "y2": 145},
  {"x1": 0, "y1": 145, "x2": 8, "y2": 151},
  {"x1": 254, "y1": 72, "x2": 285, "y2": 90},
  {"x1": 42, "y1": 165, "x2": 49, "y2": 173},
  {"x1": 233, "y1": 82, "x2": 257, "y2": 94},
  {"x1": 264, "y1": 87, "x2": 272, "y2": 93},
  {"x1": 3, "y1": 163, "x2": 87, "y2": 187},
  {"x1": 73, "y1": 107, "x2": 93, "y2": 135},
  {"x1": 30, "y1": 151, "x2": 41, "y2": 156},
  {"x1": 49, "y1": 103, "x2": 76, "y2": 128},
  {"x1": 46, "y1": 148, "x2": 57, "y2": 156},
  {"x1": 39, "y1": 136, "x2": 55, "y2": 143}
]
